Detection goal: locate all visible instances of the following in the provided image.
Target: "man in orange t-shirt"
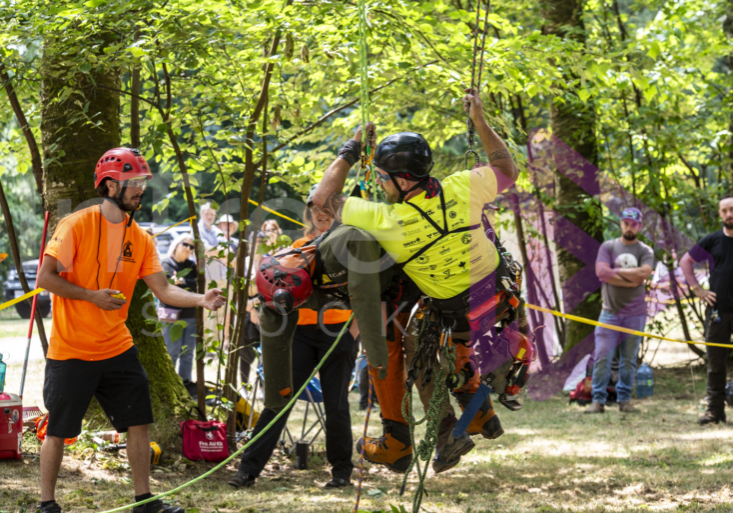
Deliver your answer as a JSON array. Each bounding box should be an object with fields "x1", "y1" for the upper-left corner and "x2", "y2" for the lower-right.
[{"x1": 37, "y1": 148, "x2": 225, "y2": 513}]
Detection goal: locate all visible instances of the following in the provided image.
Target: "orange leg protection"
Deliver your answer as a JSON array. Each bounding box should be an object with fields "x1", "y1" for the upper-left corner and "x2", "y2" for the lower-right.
[{"x1": 369, "y1": 311, "x2": 410, "y2": 425}]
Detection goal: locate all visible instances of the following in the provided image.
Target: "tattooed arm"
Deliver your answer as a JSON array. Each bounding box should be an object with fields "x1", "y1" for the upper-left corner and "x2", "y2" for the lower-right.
[
  {"x1": 312, "y1": 122, "x2": 375, "y2": 223},
  {"x1": 464, "y1": 88, "x2": 518, "y2": 183}
]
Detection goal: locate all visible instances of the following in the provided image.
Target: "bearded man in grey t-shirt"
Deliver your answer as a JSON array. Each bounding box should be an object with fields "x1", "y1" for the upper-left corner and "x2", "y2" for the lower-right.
[{"x1": 585, "y1": 207, "x2": 654, "y2": 414}]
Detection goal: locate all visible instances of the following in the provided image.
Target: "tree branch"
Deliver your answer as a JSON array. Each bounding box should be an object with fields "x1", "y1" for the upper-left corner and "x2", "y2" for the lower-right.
[
  {"x1": 253, "y1": 61, "x2": 437, "y2": 167},
  {"x1": 0, "y1": 63, "x2": 45, "y2": 204},
  {"x1": 0, "y1": 179, "x2": 49, "y2": 355}
]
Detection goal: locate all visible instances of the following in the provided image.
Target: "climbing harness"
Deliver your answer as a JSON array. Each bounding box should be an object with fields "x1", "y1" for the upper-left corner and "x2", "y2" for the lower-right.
[{"x1": 465, "y1": 0, "x2": 491, "y2": 169}]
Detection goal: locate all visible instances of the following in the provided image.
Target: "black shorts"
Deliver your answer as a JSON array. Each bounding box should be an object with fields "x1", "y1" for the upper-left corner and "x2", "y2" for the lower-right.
[{"x1": 43, "y1": 346, "x2": 154, "y2": 438}]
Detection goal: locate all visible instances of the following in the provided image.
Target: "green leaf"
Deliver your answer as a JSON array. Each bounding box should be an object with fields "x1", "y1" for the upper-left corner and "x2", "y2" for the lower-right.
[{"x1": 577, "y1": 89, "x2": 590, "y2": 103}]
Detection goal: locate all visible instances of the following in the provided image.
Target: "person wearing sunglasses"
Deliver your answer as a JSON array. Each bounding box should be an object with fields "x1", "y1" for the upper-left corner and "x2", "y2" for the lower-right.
[
  {"x1": 311, "y1": 87, "x2": 522, "y2": 474},
  {"x1": 159, "y1": 234, "x2": 198, "y2": 382}
]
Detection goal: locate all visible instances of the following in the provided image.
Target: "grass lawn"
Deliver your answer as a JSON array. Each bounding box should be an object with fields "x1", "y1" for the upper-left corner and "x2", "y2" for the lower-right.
[{"x1": 3, "y1": 360, "x2": 733, "y2": 513}]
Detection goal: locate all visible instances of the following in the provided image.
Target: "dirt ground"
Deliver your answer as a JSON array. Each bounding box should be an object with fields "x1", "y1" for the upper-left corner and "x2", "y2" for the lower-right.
[{"x1": 3, "y1": 310, "x2": 733, "y2": 513}]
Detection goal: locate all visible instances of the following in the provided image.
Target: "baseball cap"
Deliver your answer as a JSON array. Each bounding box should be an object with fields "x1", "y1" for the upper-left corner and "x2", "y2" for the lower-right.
[{"x1": 621, "y1": 207, "x2": 642, "y2": 224}]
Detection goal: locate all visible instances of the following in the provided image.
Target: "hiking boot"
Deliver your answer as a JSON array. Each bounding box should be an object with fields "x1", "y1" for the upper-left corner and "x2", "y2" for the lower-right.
[
  {"x1": 228, "y1": 471, "x2": 257, "y2": 489},
  {"x1": 432, "y1": 415, "x2": 475, "y2": 474},
  {"x1": 324, "y1": 477, "x2": 351, "y2": 488},
  {"x1": 584, "y1": 401, "x2": 605, "y2": 414},
  {"x1": 355, "y1": 418, "x2": 413, "y2": 473},
  {"x1": 39, "y1": 502, "x2": 62, "y2": 513},
  {"x1": 132, "y1": 500, "x2": 184, "y2": 513},
  {"x1": 454, "y1": 392, "x2": 504, "y2": 439},
  {"x1": 698, "y1": 410, "x2": 726, "y2": 426},
  {"x1": 618, "y1": 401, "x2": 638, "y2": 413}
]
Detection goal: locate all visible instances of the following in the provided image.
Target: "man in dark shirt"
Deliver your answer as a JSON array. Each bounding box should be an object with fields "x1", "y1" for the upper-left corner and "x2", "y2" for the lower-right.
[{"x1": 681, "y1": 195, "x2": 733, "y2": 425}]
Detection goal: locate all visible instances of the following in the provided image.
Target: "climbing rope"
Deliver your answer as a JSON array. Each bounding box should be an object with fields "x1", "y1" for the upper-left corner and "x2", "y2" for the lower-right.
[
  {"x1": 399, "y1": 313, "x2": 457, "y2": 513},
  {"x1": 98, "y1": 316, "x2": 354, "y2": 513},
  {"x1": 465, "y1": 0, "x2": 491, "y2": 169},
  {"x1": 353, "y1": 367, "x2": 374, "y2": 513}
]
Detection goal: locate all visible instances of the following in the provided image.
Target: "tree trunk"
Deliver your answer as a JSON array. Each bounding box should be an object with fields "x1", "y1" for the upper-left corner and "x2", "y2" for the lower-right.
[
  {"x1": 40, "y1": 37, "x2": 193, "y2": 449},
  {"x1": 541, "y1": 0, "x2": 604, "y2": 352}
]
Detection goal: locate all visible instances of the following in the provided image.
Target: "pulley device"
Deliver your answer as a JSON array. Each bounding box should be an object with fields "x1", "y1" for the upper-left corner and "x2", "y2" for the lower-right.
[{"x1": 465, "y1": 0, "x2": 491, "y2": 170}]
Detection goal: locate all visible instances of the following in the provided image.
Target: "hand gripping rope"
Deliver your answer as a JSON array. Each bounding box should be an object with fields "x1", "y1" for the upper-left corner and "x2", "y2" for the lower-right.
[
  {"x1": 465, "y1": 0, "x2": 491, "y2": 170},
  {"x1": 97, "y1": 316, "x2": 354, "y2": 513}
]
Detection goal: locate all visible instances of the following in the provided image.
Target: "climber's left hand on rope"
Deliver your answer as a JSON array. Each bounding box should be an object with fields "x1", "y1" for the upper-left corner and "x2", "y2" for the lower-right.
[{"x1": 354, "y1": 121, "x2": 377, "y2": 152}]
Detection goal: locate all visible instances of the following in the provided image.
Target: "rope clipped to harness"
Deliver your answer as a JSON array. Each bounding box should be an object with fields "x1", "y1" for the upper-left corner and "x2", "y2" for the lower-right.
[
  {"x1": 353, "y1": 369, "x2": 374, "y2": 513},
  {"x1": 465, "y1": 0, "x2": 491, "y2": 170},
  {"x1": 399, "y1": 308, "x2": 457, "y2": 513}
]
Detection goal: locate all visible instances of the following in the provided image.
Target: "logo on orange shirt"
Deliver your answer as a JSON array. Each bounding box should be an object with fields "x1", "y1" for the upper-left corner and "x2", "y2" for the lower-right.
[{"x1": 123, "y1": 241, "x2": 135, "y2": 262}]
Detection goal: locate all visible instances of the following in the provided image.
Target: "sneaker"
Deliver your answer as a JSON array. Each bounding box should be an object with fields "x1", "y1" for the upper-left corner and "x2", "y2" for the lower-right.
[
  {"x1": 454, "y1": 392, "x2": 504, "y2": 439},
  {"x1": 228, "y1": 471, "x2": 257, "y2": 489},
  {"x1": 356, "y1": 418, "x2": 413, "y2": 473},
  {"x1": 324, "y1": 477, "x2": 351, "y2": 488},
  {"x1": 432, "y1": 416, "x2": 475, "y2": 474},
  {"x1": 618, "y1": 401, "x2": 638, "y2": 413},
  {"x1": 132, "y1": 499, "x2": 184, "y2": 513},
  {"x1": 584, "y1": 401, "x2": 605, "y2": 414},
  {"x1": 698, "y1": 410, "x2": 726, "y2": 426},
  {"x1": 39, "y1": 502, "x2": 62, "y2": 513}
]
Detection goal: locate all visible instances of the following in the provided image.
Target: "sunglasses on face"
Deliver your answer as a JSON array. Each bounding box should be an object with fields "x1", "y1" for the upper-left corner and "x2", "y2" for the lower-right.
[
  {"x1": 376, "y1": 171, "x2": 390, "y2": 183},
  {"x1": 621, "y1": 209, "x2": 641, "y2": 223},
  {"x1": 116, "y1": 178, "x2": 148, "y2": 191},
  {"x1": 181, "y1": 242, "x2": 194, "y2": 250}
]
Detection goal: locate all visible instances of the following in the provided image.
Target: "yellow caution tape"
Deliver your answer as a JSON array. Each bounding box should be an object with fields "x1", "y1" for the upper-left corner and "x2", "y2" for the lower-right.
[
  {"x1": 525, "y1": 303, "x2": 733, "y2": 349},
  {"x1": 645, "y1": 296, "x2": 694, "y2": 305},
  {"x1": 0, "y1": 288, "x2": 44, "y2": 312},
  {"x1": 152, "y1": 216, "x2": 197, "y2": 238},
  {"x1": 248, "y1": 199, "x2": 305, "y2": 227}
]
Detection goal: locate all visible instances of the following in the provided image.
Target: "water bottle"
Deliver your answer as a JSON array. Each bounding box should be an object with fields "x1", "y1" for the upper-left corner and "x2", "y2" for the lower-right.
[
  {"x1": 0, "y1": 354, "x2": 6, "y2": 394},
  {"x1": 636, "y1": 363, "x2": 654, "y2": 398}
]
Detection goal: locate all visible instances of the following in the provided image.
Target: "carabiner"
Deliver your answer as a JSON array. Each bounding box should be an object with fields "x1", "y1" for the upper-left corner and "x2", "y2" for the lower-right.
[{"x1": 464, "y1": 149, "x2": 479, "y2": 170}]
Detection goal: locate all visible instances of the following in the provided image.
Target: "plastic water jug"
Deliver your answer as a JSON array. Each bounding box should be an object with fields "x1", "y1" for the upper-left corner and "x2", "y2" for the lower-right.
[
  {"x1": 0, "y1": 354, "x2": 6, "y2": 394},
  {"x1": 636, "y1": 363, "x2": 654, "y2": 398}
]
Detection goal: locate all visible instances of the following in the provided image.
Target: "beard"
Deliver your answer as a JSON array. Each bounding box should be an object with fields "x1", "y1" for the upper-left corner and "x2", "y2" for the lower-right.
[
  {"x1": 622, "y1": 231, "x2": 637, "y2": 242},
  {"x1": 724, "y1": 219, "x2": 733, "y2": 230},
  {"x1": 120, "y1": 193, "x2": 142, "y2": 212}
]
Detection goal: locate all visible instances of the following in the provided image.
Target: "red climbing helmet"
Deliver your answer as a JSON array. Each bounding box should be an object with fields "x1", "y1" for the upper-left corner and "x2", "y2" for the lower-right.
[
  {"x1": 256, "y1": 245, "x2": 317, "y2": 313},
  {"x1": 94, "y1": 148, "x2": 152, "y2": 188}
]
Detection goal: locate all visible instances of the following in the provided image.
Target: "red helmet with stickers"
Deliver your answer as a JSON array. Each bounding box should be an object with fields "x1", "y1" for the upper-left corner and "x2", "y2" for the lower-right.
[
  {"x1": 94, "y1": 148, "x2": 152, "y2": 188},
  {"x1": 256, "y1": 245, "x2": 317, "y2": 313}
]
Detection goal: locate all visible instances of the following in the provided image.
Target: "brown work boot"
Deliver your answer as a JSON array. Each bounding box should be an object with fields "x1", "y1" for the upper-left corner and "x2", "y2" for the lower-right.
[
  {"x1": 698, "y1": 410, "x2": 726, "y2": 426},
  {"x1": 356, "y1": 418, "x2": 413, "y2": 473},
  {"x1": 618, "y1": 401, "x2": 638, "y2": 413},
  {"x1": 454, "y1": 392, "x2": 504, "y2": 439},
  {"x1": 584, "y1": 401, "x2": 605, "y2": 414},
  {"x1": 432, "y1": 415, "x2": 475, "y2": 474}
]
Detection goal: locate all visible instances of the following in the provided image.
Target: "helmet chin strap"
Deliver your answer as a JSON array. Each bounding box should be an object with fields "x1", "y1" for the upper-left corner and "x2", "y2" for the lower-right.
[
  {"x1": 104, "y1": 183, "x2": 141, "y2": 227},
  {"x1": 388, "y1": 174, "x2": 428, "y2": 204}
]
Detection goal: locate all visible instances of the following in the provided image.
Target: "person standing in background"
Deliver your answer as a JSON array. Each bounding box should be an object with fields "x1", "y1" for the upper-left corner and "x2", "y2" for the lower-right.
[
  {"x1": 159, "y1": 234, "x2": 198, "y2": 382},
  {"x1": 198, "y1": 203, "x2": 225, "y2": 349},
  {"x1": 586, "y1": 208, "x2": 654, "y2": 414},
  {"x1": 680, "y1": 195, "x2": 733, "y2": 425}
]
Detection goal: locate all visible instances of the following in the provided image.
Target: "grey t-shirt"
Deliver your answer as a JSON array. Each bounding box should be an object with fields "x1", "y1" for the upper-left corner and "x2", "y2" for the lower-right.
[{"x1": 597, "y1": 238, "x2": 654, "y2": 316}]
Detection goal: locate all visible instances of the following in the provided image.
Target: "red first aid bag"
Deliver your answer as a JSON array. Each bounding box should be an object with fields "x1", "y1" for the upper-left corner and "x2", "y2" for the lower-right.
[{"x1": 180, "y1": 419, "x2": 228, "y2": 462}]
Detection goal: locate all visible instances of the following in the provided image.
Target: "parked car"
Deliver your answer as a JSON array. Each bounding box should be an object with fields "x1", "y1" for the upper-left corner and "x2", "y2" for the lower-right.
[
  {"x1": 4, "y1": 259, "x2": 51, "y2": 319},
  {"x1": 151, "y1": 222, "x2": 193, "y2": 259}
]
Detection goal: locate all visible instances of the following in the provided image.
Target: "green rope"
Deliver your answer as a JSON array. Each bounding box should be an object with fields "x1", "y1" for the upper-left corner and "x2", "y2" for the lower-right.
[
  {"x1": 98, "y1": 314, "x2": 355, "y2": 513},
  {"x1": 400, "y1": 327, "x2": 456, "y2": 513},
  {"x1": 358, "y1": 0, "x2": 370, "y2": 152}
]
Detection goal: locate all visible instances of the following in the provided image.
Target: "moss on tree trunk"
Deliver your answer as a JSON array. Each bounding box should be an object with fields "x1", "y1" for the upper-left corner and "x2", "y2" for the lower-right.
[
  {"x1": 40, "y1": 33, "x2": 195, "y2": 451},
  {"x1": 542, "y1": 0, "x2": 604, "y2": 352}
]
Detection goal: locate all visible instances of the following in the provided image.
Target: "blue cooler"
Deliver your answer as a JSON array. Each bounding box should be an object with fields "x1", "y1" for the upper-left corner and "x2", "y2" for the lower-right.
[{"x1": 636, "y1": 363, "x2": 654, "y2": 398}]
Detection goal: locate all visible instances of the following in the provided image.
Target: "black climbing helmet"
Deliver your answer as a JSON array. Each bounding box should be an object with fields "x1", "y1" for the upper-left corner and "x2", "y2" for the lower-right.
[{"x1": 373, "y1": 132, "x2": 433, "y2": 180}]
